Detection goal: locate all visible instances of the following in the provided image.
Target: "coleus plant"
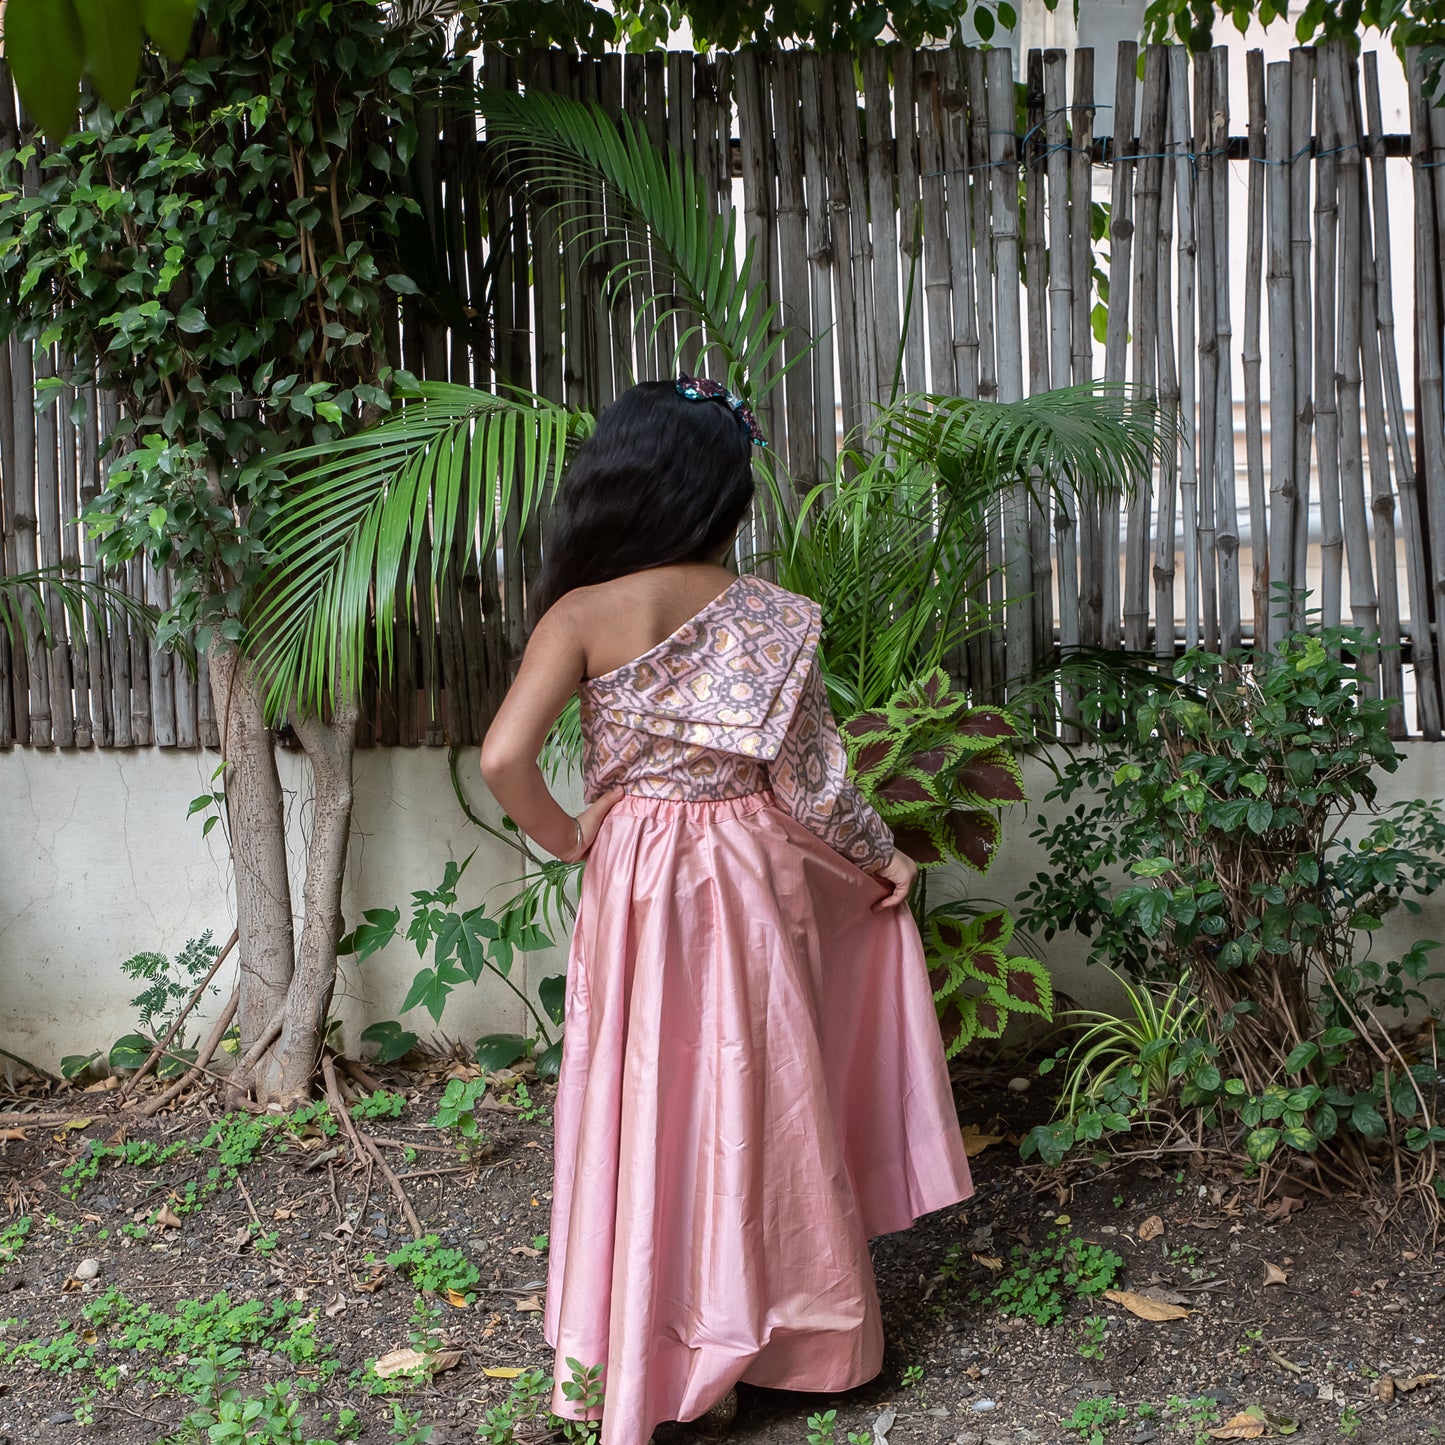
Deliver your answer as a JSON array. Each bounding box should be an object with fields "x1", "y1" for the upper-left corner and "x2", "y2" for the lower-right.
[{"x1": 841, "y1": 667, "x2": 1053, "y2": 1055}]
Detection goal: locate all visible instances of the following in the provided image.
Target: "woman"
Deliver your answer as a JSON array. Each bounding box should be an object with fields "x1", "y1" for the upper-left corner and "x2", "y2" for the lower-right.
[{"x1": 480, "y1": 378, "x2": 973, "y2": 1445}]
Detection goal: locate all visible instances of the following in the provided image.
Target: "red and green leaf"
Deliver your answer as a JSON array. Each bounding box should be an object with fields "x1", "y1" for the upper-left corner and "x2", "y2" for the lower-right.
[
  {"x1": 954, "y1": 706, "x2": 1020, "y2": 741},
  {"x1": 848, "y1": 733, "x2": 904, "y2": 782},
  {"x1": 957, "y1": 943, "x2": 1007, "y2": 987},
  {"x1": 939, "y1": 808, "x2": 1001, "y2": 873},
  {"x1": 1000, "y1": 956, "x2": 1054, "y2": 1018},
  {"x1": 891, "y1": 824, "x2": 947, "y2": 868},
  {"x1": 953, "y1": 748, "x2": 1026, "y2": 806}
]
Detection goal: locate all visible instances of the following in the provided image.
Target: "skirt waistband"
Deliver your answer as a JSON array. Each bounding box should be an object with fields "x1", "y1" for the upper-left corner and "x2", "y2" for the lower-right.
[{"x1": 610, "y1": 789, "x2": 777, "y2": 823}]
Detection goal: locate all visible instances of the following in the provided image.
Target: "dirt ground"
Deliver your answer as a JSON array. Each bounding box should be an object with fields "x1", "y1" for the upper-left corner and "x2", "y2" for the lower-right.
[{"x1": 0, "y1": 1063, "x2": 1441, "y2": 1445}]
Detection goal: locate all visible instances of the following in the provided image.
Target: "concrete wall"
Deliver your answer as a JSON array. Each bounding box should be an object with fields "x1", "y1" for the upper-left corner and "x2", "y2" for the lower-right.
[
  {"x1": 2, "y1": 745, "x2": 1442, "y2": 1069},
  {"x1": 0, "y1": 746, "x2": 576, "y2": 1070}
]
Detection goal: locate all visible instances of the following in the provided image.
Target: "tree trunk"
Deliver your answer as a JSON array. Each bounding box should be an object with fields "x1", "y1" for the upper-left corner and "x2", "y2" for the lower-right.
[
  {"x1": 208, "y1": 640, "x2": 296, "y2": 1069},
  {"x1": 251, "y1": 695, "x2": 361, "y2": 1103}
]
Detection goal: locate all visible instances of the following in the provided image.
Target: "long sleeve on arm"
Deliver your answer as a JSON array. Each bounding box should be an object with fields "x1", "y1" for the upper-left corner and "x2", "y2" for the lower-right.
[{"x1": 767, "y1": 660, "x2": 895, "y2": 873}]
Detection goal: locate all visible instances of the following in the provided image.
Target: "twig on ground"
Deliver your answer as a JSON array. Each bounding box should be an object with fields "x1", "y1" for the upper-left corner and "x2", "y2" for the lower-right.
[
  {"x1": 235, "y1": 1172, "x2": 262, "y2": 1228},
  {"x1": 396, "y1": 1165, "x2": 473, "y2": 1181},
  {"x1": 322, "y1": 1054, "x2": 422, "y2": 1241}
]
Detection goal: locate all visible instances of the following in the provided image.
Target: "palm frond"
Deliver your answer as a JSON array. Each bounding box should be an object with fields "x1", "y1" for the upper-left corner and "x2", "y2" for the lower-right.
[
  {"x1": 764, "y1": 458, "x2": 990, "y2": 714},
  {"x1": 249, "y1": 382, "x2": 582, "y2": 719},
  {"x1": 0, "y1": 566, "x2": 160, "y2": 653},
  {"x1": 875, "y1": 381, "x2": 1175, "y2": 510},
  {"x1": 475, "y1": 89, "x2": 794, "y2": 396}
]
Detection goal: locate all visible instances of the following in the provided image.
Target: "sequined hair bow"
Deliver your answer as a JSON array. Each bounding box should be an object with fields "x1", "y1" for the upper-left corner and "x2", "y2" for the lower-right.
[{"x1": 675, "y1": 374, "x2": 768, "y2": 448}]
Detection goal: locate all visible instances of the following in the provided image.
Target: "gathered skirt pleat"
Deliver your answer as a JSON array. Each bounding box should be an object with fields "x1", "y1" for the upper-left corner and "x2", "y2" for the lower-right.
[{"x1": 543, "y1": 792, "x2": 973, "y2": 1445}]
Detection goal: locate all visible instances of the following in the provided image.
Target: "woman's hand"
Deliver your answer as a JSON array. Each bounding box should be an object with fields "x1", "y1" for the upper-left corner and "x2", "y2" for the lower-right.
[
  {"x1": 870, "y1": 848, "x2": 917, "y2": 912},
  {"x1": 563, "y1": 788, "x2": 626, "y2": 862}
]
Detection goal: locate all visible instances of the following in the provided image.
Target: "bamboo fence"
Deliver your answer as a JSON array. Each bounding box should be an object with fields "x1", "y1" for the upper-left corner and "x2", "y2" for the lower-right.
[{"x1": 2, "y1": 40, "x2": 1443, "y2": 747}]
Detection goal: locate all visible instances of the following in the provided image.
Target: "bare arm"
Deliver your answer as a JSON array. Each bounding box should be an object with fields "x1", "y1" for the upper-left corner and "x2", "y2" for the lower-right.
[{"x1": 480, "y1": 604, "x2": 621, "y2": 861}]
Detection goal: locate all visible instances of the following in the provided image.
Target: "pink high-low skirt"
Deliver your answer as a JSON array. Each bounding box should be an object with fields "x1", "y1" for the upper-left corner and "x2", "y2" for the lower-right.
[{"x1": 544, "y1": 793, "x2": 974, "y2": 1445}]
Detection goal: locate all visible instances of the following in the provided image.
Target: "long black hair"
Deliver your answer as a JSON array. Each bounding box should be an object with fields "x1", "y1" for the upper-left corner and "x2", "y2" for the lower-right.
[{"x1": 529, "y1": 379, "x2": 757, "y2": 621}]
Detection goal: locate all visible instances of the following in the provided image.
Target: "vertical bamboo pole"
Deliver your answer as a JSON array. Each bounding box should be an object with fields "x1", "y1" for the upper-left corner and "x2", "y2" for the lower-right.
[
  {"x1": 951, "y1": 50, "x2": 991, "y2": 696},
  {"x1": 967, "y1": 49, "x2": 998, "y2": 404},
  {"x1": 1287, "y1": 49, "x2": 1315, "y2": 627},
  {"x1": 1153, "y1": 86, "x2": 1180, "y2": 667},
  {"x1": 1313, "y1": 47, "x2": 1344, "y2": 635},
  {"x1": 1124, "y1": 46, "x2": 1166, "y2": 655},
  {"x1": 1172, "y1": 47, "x2": 1199, "y2": 654},
  {"x1": 862, "y1": 49, "x2": 902, "y2": 406},
  {"x1": 77, "y1": 385, "x2": 108, "y2": 746},
  {"x1": 895, "y1": 53, "x2": 926, "y2": 396},
  {"x1": 916, "y1": 53, "x2": 955, "y2": 396},
  {"x1": 1359, "y1": 55, "x2": 1409, "y2": 730},
  {"x1": 1193, "y1": 51, "x2": 1219, "y2": 652},
  {"x1": 1330, "y1": 47, "x2": 1381, "y2": 689},
  {"x1": 986, "y1": 46, "x2": 1031, "y2": 690},
  {"x1": 821, "y1": 54, "x2": 862, "y2": 439},
  {"x1": 95, "y1": 392, "x2": 131, "y2": 748},
  {"x1": 1243, "y1": 52, "x2": 1270, "y2": 654},
  {"x1": 51, "y1": 376, "x2": 79, "y2": 746},
  {"x1": 944, "y1": 48, "x2": 980, "y2": 400},
  {"x1": 1071, "y1": 49, "x2": 1098, "y2": 652},
  {"x1": 774, "y1": 52, "x2": 816, "y2": 482},
  {"x1": 1211, "y1": 49, "x2": 1240, "y2": 654},
  {"x1": 1100, "y1": 41, "x2": 1138, "y2": 651},
  {"x1": 1265, "y1": 60, "x2": 1296, "y2": 648},
  {"x1": 799, "y1": 52, "x2": 838, "y2": 477},
  {"x1": 1024, "y1": 52, "x2": 1053, "y2": 670},
  {"x1": 1025, "y1": 50, "x2": 1050, "y2": 401},
  {"x1": 841, "y1": 55, "x2": 879, "y2": 424},
  {"x1": 1410, "y1": 48, "x2": 1445, "y2": 722},
  {"x1": 1045, "y1": 47, "x2": 1079, "y2": 696}
]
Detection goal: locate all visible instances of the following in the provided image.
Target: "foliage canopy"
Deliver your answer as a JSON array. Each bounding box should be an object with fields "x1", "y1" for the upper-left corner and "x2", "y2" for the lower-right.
[{"x1": 0, "y1": 0, "x2": 459, "y2": 651}]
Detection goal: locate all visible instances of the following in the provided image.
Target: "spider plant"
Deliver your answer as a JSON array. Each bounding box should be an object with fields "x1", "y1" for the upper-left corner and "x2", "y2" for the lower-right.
[{"x1": 1040, "y1": 968, "x2": 1207, "y2": 1123}]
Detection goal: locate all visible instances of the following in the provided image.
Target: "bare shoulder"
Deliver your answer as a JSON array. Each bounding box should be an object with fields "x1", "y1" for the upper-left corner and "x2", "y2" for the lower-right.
[{"x1": 563, "y1": 565, "x2": 740, "y2": 678}]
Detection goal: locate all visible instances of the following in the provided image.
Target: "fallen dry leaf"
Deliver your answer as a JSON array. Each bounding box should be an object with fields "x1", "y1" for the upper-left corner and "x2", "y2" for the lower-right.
[
  {"x1": 272, "y1": 1207, "x2": 296, "y2": 1221},
  {"x1": 511, "y1": 1245, "x2": 542, "y2": 1259},
  {"x1": 1261, "y1": 1194, "x2": 1305, "y2": 1224},
  {"x1": 0, "y1": 1129, "x2": 27, "y2": 1143},
  {"x1": 325, "y1": 1294, "x2": 349, "y2": 1319},
  {"x1": 484, "y1": 1366, "x2": 525, "y2": 1379},
  {"x1": 514, "y1": 1293, "x2": 543, "y2": 1313},
  {"x1": 1138, "y1": 1214, "x2": 1165, "y2": 1242},
  {"x1": 1262, "y1": 1261, "x2": 1289, "y2": 1287},
  {"x1": 1393, "y1": 1374, "x2": 1439, "y2": 1392},
  {"x1": 443, "y1": 1289, "x2": 471, "y2": 1309},
  {"x1": 1133, "y1": 1284, "x2": 1191, "y2": 1307},
  {"x1": 430, "y1": 1349, "x2": 464, "y2": 1375},
  {"x1": 1103, "y1": 1288, "x2": 1188, "y2": 1321},
  {"x1": 1208, "y1": 1413, "x2": 1267, "y2": 1440},
  {"x1": 353, "y1": 1266, "x2": 388, "y2": 1294},
  {"x1": 960, "y1": 1124, "x2": 1003, "y2": 1158},
  {"x1": 1207, "y1": 1405, "x2": 1297, "y2": 1439},
  {"x1": 972, "y1": 1253, "x2": 1004, "y2": 1271},
  {"x1": 374, "y1": 1348, "x2": 430, "y2": 1380},
  {"x1": 152, "y1": 1205, "x2": 182, "y2": 1230}
]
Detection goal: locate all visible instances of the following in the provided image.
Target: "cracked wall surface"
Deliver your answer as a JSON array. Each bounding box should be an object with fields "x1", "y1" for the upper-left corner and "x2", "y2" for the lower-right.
[{"x1": 0, "y1": 746, "x2": 1441, "y2": 1068}]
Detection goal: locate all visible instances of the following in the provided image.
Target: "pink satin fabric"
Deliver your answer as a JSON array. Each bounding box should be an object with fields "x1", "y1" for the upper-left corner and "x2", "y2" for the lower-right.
[{"x1": 544, "y1": 792, "x2": 974, "y2": 1445}]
